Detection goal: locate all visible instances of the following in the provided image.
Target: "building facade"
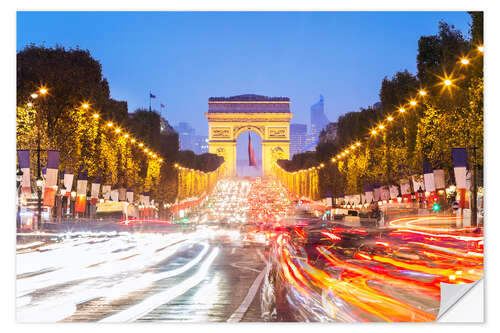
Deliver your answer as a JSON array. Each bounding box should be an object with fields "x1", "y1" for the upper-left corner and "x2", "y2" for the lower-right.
[
  {"x1": 310, "y1": 94, "x2": 330, "y2": 140},
  {"x1": 289, "y1": 123, "x2": 307, "y2": 157}
]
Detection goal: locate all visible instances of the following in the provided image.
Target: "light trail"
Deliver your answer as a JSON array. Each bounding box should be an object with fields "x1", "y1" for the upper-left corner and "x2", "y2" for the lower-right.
[{"x1": 99, "y1": 247, "x2": 219, "y2": 322}]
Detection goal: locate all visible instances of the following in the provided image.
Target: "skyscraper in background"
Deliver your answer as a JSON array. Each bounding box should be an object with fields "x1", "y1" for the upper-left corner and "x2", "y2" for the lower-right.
[
  {"x1": 310, "y1": 94, "x2": 330, "y2": 140},
  {"x1": 290, "y1": 123, "x2": 307, "y2": 157},
  {"x1": 174, "y1": 122, "x2": 196, "y2": 151}
]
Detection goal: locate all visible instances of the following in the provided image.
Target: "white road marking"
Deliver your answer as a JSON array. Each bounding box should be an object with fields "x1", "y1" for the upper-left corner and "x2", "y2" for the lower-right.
[
  {"x1": 230, "y1": 262, "x2": 261, "y2": 273},
  {"x1": 226, "y1": 266, "x2": 267, "y2": 322},
  {"x1": 257, "y1": 249, "x2": 268, "y2": 264}
]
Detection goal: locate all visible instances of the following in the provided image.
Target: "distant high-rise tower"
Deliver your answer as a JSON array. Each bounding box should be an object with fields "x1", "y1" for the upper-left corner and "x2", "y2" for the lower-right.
[
  {"x1": 310, "y1": 94, "x2": 329, "y2": 139},
  {"x1": 174, "y1": 122, "x2": 196, "y2": 151},
  {"x1": 289, "y1": 124, "x2": 307, "y2": 157}
]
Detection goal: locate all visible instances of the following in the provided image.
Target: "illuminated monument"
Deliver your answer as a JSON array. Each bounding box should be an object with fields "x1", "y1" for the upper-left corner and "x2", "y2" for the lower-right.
[{"x1": 205, "y1": 94, "x2": 293, "y2": 177}]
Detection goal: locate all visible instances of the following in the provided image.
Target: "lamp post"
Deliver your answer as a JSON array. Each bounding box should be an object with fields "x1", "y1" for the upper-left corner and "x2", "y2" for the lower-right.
[
  {"x1": 71, "y1": 190, "x2": 76, "y2": 218},
  {"x1": 417, "y1": 186, "x2": 424, "y2": 209},
  {"x1": 16, "y1": 166, "x2": 23, "y2": 230},
  {"x1": 36, "y1": 174, "x2": 43, "y2": 231},
  {"x1": 60, "y1": 186, "x2": 66, "y2": 220},
  {"x1": 30, "y1": 87, "x2": 48, "y2": 231}
]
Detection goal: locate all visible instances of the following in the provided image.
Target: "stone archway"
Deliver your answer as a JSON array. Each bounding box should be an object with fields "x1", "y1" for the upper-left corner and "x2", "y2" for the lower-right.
[{"x1": 205, "y1": 94, "x2": 293, "y2": 177}]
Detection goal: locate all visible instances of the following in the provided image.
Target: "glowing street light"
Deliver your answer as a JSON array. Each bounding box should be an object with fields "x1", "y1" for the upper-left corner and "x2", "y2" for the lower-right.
[
  {"x1": 444, "y1": 79, "x2": 452, "y2": 86},
  {"x1": 460, "y1": 58, "x2": 470, "y2": 65},
  {"x1": 336, "y1": 154, "x2": 341, "y2": 159},
  {"x1": 131, "y1": 139, "x2": 136, "y2": 143},
  {"x1": 371, "y1": 129, "x2": 377, "y2": 135},
  {"x1": 124, "y1": 134, "x2": 129, "y2": 138},
  {"x1": 331, "y1": 158, "x2": 336, "y2": 163},
  {"x1": 356, "y1": 142, "x2": 361, "y2": 146},
  {"x1": 92, "y1": 113, "x2": 99, "y2": 119},
  {"x1": 139, "y1": 143, "x2": 144, "y2": 147},
  {"x1": 144, "y1": 148, "x2": 148, "y2": 152},
  {"x1": 82, "y1": 103, "x2": 89, "y2": 109},
  {"x1": 419, "y1": 90, "x2": 427, "y2": 96},
  {"x1": 107, "y1": 122, "x2": 113, "y2": 127},
  {"x1": 378, "y1": 124, "x2": 385, "y2": 130},
  {"x1": 115, "y1": 128, "x2": 121, "y2": 133},
  {"x1": 39, "y1": 87, "x2": 48, "y2": 95},
  {"x1": 478, "y1": 45, "x2": 484, "y2": 53},
  {"x1": 31, "y1": 93, "x2": 38, "y2": 99},
  {"x1": 387, "y1": 116, "x2": 393, "y2": 121},
  {"x1": 159, "y1": 158, "x2": 163, "y2": 162},
  {"x1": 27, "y1": 102, "x2": 33, "y2": 107},
  {"x1": 399, "y1": 107, "x2": 406, "y2": 113},
  {"x1": 350, "y1": 145, "x2": 355, "y2": 150},
  {"x1": 410, "y1": 100, "x2": 417, "y2": 106}
]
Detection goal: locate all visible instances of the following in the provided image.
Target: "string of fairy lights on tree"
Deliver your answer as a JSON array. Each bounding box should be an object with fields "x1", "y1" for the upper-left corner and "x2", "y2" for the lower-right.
[
  {"x1": 276, "y1": 44, "x2": 484, "y2": 173},
  {"x1": 24, "y1": 86, "x2": 164, "y2": 164}
]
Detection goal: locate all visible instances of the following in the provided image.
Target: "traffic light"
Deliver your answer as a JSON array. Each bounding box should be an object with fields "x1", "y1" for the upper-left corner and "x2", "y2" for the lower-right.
[{"x1": 432, "y1": 203, "x2": 440, "y2": 212}]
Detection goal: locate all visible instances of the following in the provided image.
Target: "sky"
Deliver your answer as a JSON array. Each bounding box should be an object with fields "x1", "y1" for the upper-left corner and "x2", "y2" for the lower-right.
[{"x1": 17, "y1": 11, "x2": 471, "y2": 139}]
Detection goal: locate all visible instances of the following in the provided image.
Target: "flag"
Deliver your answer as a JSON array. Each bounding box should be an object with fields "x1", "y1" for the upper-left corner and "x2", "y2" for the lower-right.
[
  {"x1": 118, "y1": 188, "x2": 127, "y2": 201},
  {"x1": 43, "y1": 150, "x2": 60, "y2": 207},
  {"x1": 400, "y1": 178, "x2": 412, "y2": 201},
  {"x1": 452, "y1": 148, "x2": 469, "y2": 208},
  {"x1": 389, "y1": 185, "x2": 399, "y2": 200},
  {"x1": 111, "y1": 189, "x2": 119, "y2": 202},
  {"x1": 364, "y1": 184, "x2": 374, "y2": 203},
  {"x1": 63, "y1": 173, "x2": 74, "y2": 197},
  {"x1": 423, "y1": 162, "x2": 436, "y2": 193},
  {"x1": 126, "y1": 190, "x2": 134, "y2": 203},
  {"x1": 411, "y1": 175, "x2": 425, "y2": 193},
  {"x1": 433, "y1": 169, "x2": 446, "y2": 190},
  {"x1": 17, "y1": 150, "x2": 31, "y2": 196},
  {"x1": 248, "y1": 133, "x2": 256, "y2": 167},
  {"x1": 75, "y1": 169, "x2": 88, "y2": 213},
  {"x1": 150, "y1": 93, "x2": 156, "y2": 98},
  {"x1": 102, "y1": 185, "x2": 112, "y2": 200},
  {"x1": 90, "y1": 177, "x2": 101, "y2": 205}
]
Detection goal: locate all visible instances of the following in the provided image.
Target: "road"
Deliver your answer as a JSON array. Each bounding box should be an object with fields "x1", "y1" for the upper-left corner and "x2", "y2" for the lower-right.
[{"x1": 16, "y1": 179, "x2": 484, "y2": 322}]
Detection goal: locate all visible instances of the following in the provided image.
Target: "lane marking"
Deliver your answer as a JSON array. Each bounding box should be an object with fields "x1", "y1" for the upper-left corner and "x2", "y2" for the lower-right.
[
  {"x1": 226, "y1": 266, "x2": 267, "y2": 322},
  {"x1": 230, "y1": 262, "x2": 261, "y2": 273},
  {"x1": 257, "y1": 249, "x2": 268, "y2": 265}
]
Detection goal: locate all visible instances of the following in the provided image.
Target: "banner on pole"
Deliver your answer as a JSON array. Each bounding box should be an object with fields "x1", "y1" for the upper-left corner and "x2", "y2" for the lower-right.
[
  {"x1": 75, "y1": 169, "x2": 88, "y2": 213},
  {"x1": 400, "y1": 178, "x2": 412, "y2": 201},
  {"x1": 381, "y1": 186, "x2": 390, "y2": 201},
  {"x1": 102, "y1": 185, "x2": 111, "y2": 200},
  {"x1": 118, "y1": 188, "x2": 127, "y2": 201},
  {"x1": 91, "y1": 181, "x2": 101, "y2": 205},
  {"x1": 126, "y1": 190, "x2": 134, "y2": 203},
  {"x1": 411, "y1": 175, "x2": 425, "y2": 193},
  {"x1": 17, "y1": 150, "x2": 31, "y2": 196},
  {"x1": 389, "y1": 185, "x2": 399, "y2": 199},
  {"x1": 63, "y1": 173, "x2": 74, "y2": 197},
  {"x1": 43, "y1": 150, "x2": 60, "y2": 207},
  {"x1": 433, "y1": 169, "x2": 446, "y2": 190},
  {"x1": 111, "y1": 189, "x2": 119, "y2": 202}
]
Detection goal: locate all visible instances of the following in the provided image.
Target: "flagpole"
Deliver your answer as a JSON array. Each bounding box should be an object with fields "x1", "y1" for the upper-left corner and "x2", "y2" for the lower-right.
[{"x1": 149, "y1": 90, "x2": 151, "y2": 112}]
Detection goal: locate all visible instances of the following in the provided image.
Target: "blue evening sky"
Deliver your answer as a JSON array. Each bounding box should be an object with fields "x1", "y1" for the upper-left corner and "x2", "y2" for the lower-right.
[{"x1": 17, "y1": 11, "x2": 471, "y2": 137}]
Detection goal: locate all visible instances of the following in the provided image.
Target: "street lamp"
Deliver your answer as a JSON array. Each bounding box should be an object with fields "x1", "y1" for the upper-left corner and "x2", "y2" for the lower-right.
[
  {"x1": 417, "y1": 186, "x2": 424, "y2": 208},
  {"x1": 71, "y1": 191, "x2": 77, "y2": 218},
  {"x1": 16, "y1": 166, "x2": 23, "y2": 230},
  {"x1": 36, "y1": 175, "x2": 43, "y2": 231}
]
